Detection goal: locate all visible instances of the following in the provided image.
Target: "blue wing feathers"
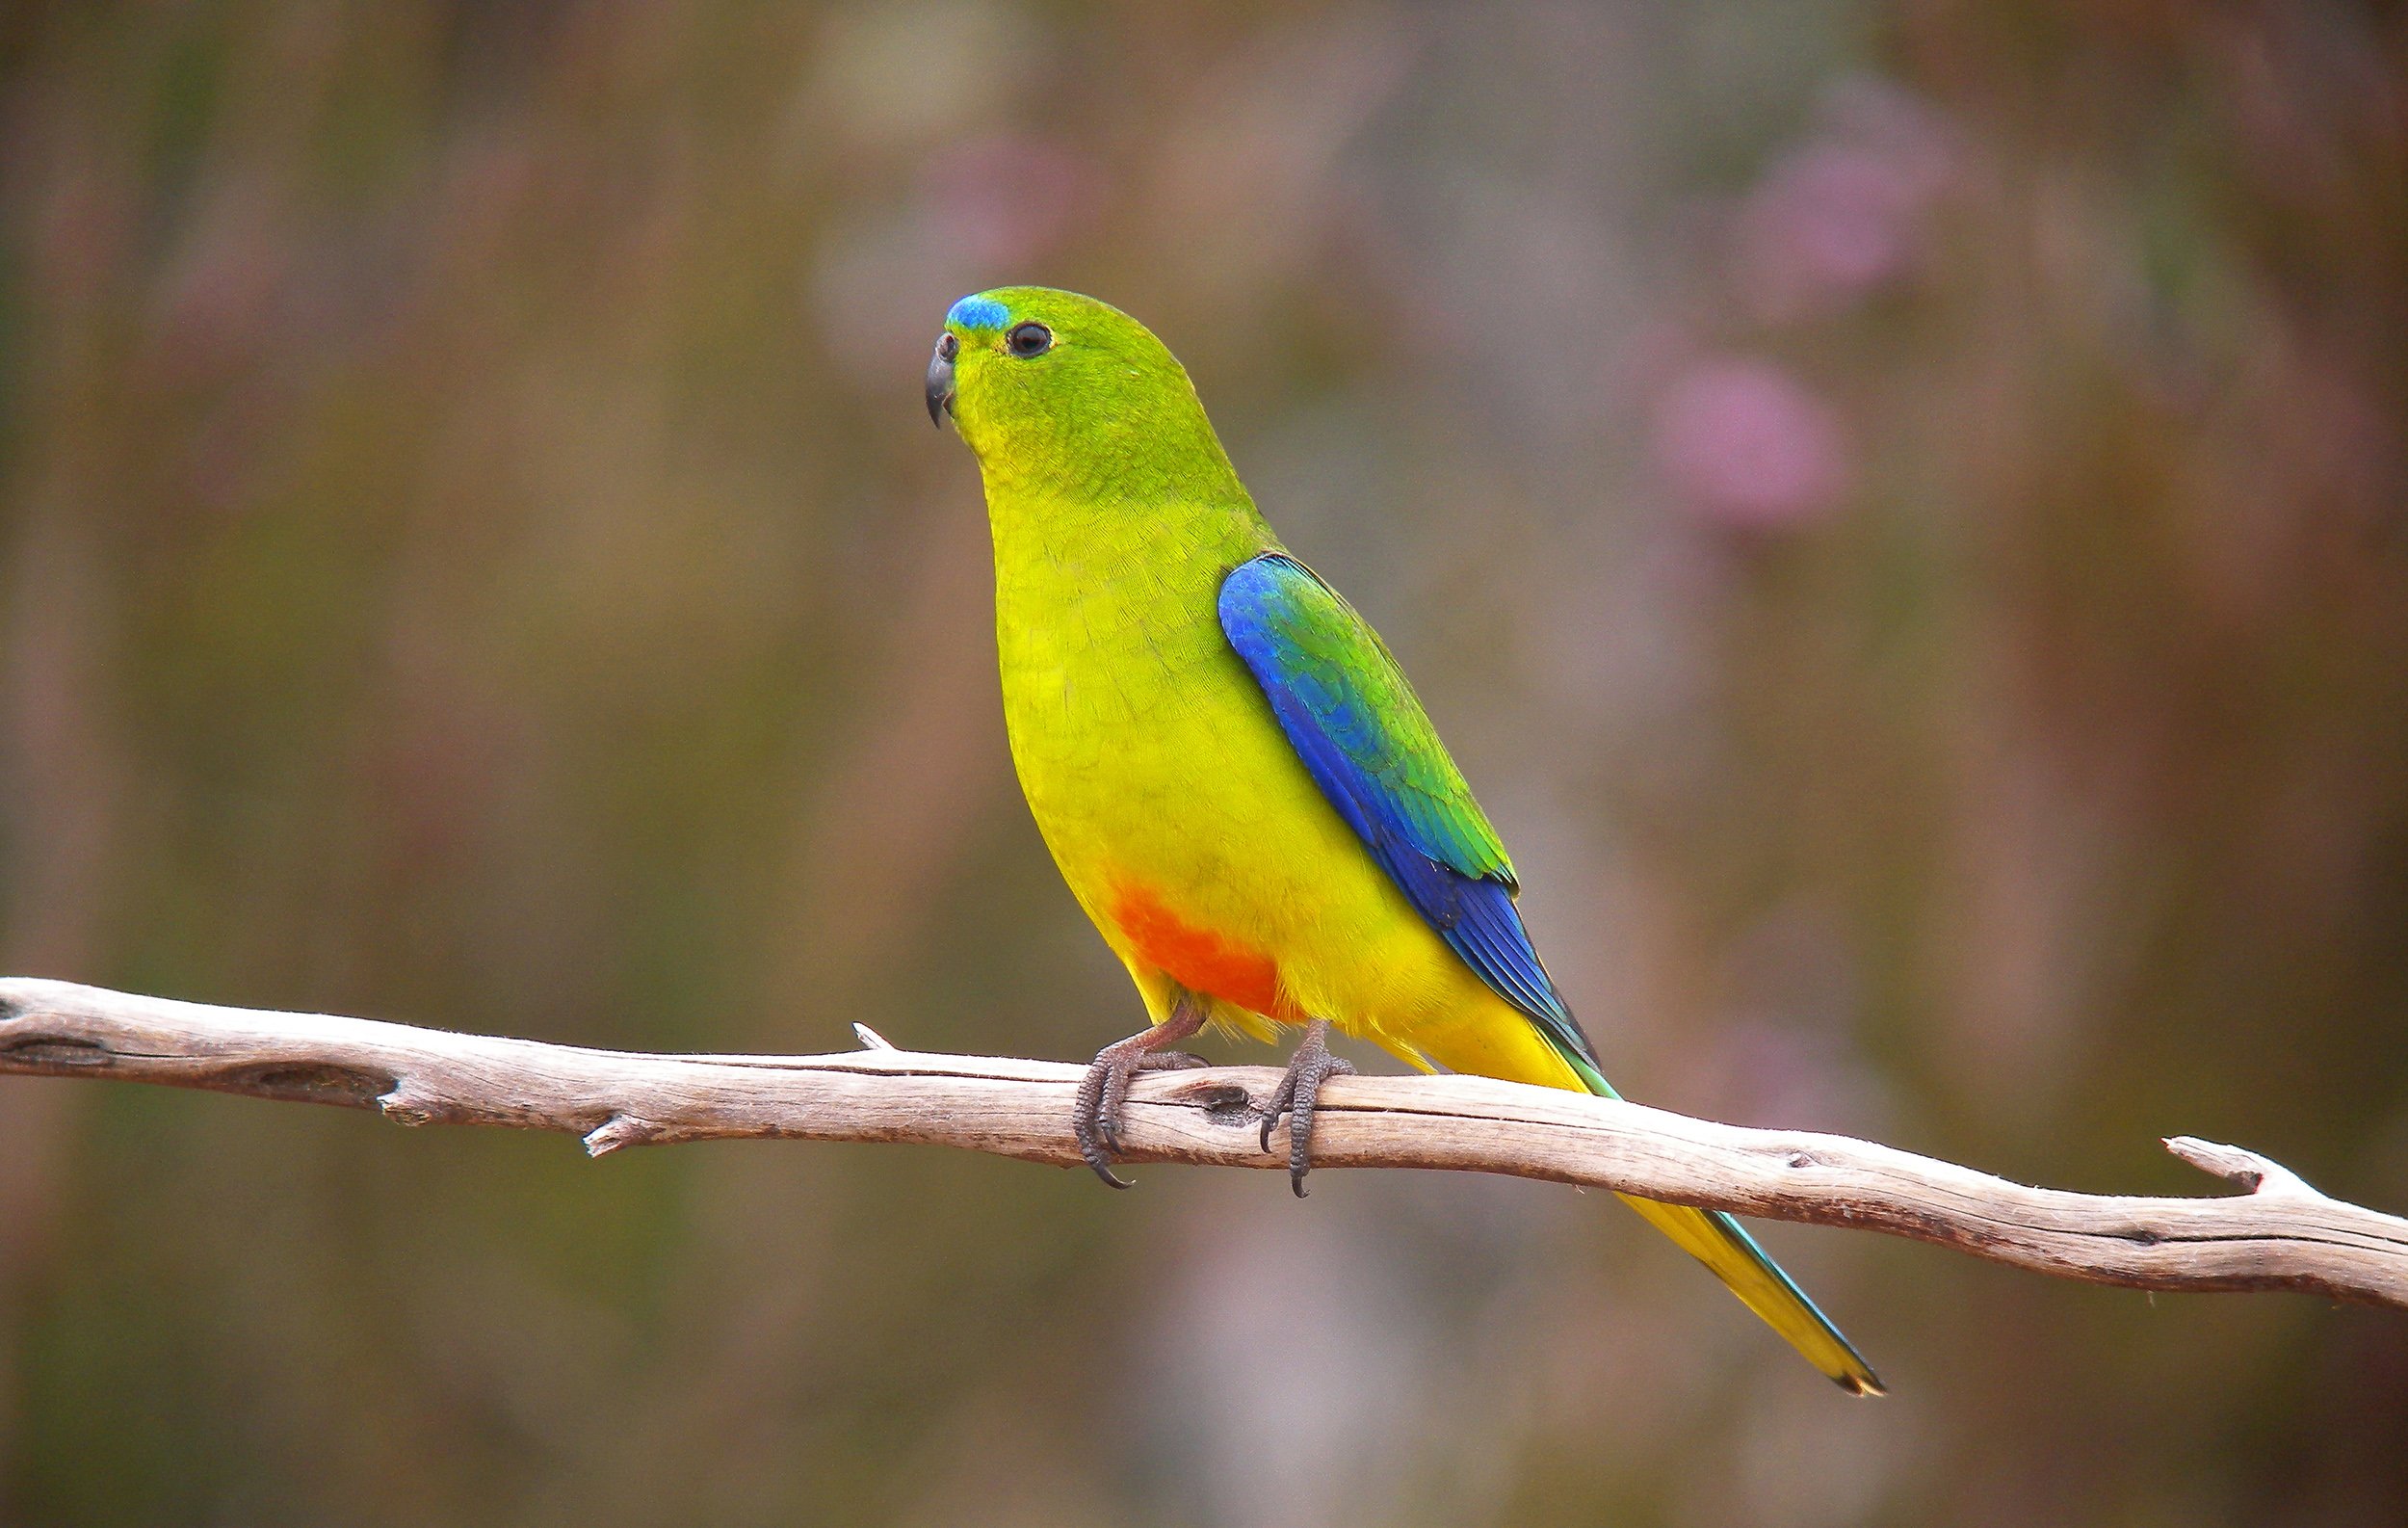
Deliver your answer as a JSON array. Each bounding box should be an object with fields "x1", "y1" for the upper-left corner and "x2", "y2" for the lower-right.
[
  {"x1": 1451, "y1": 881, "x2": 1566, "y2": 1024},
  {"x1": 1218, "y1": 554, "x2": 1597, "y2": 1067}
]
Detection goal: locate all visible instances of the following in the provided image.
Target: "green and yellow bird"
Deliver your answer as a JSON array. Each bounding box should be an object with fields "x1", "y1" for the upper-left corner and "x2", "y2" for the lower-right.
[{"x1": 927, "y1": 286, "x2": 1881, "y2": 1394}]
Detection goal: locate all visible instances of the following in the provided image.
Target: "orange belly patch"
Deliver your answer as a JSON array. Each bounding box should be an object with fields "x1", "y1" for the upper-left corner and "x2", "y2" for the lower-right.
[{"x1": 1109, "y1": 883, "x2": 1296, "y2": 1020}]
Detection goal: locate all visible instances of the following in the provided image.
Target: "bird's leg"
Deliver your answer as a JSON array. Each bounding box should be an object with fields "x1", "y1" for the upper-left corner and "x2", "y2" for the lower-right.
[
  {"x1": 1071, "y1": 996, "x2": 1210, "y2": 1189},
  {"x1": 1257, "y1": 1018, "x2": 1356, "y2": 1198}
]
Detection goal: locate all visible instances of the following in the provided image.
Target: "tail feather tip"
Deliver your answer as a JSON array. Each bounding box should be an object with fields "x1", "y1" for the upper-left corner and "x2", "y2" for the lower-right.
[{"x1": 1833, "y1": 1366, "x2": 1888, "y2": 1398}]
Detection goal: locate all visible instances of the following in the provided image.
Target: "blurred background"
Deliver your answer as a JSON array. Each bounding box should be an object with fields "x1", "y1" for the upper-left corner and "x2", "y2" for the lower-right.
[{"x1": 3, "y1": 2, "x2": 2405, "y2": 1524}]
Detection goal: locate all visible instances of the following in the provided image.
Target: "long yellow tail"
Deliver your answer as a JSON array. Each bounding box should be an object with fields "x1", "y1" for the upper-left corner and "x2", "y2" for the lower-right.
[
  {"x1": 1568, "y1": 1041, "x2": 1881, "y2": 1394},
  {"x1": 1615, "y1": 1192, "x2": 1883, "y2": 1395},
  {"x1": 1411, "y1": 1014, "x2": 1883, "y2": 1394}
]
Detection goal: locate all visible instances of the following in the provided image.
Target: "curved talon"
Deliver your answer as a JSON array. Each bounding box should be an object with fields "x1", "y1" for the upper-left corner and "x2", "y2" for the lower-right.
[
  {"x1": 1256, "y1": 1018, "x2": 1354, "y2": 1197},
  {"x1": 1068, "y1": 1001, "x2": 1207, "y2": 1189},
  {"x1": 1071, "y1": 1056, "x2": 1135, "y2": 1189}
]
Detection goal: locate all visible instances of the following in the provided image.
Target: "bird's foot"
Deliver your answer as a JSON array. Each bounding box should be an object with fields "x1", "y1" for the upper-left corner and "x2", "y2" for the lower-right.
[
  {"x1": 1257, "y1": 1018, "x2": 1355, "y2": 1198},
  {"x1": 1071, "y1": 1002, "x2": 1207, "y2": 1189}
]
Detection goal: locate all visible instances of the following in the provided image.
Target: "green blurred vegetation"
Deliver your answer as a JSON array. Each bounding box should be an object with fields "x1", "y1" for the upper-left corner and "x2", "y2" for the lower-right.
[{"x1": 3, "y1": 2, "x2": 2404, "y2": 1524}]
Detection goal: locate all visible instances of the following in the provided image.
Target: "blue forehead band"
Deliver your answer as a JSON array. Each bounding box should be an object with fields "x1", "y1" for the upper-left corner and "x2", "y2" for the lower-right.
[{"x1": 947, "y1": 294, "x2": 1009, "y2": 330}]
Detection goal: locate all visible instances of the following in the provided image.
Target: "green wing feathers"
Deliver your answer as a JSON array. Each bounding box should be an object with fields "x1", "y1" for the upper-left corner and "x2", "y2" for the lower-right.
[{"x1": 1218, "y1": 554, "x2": 1514, "y2": 883}]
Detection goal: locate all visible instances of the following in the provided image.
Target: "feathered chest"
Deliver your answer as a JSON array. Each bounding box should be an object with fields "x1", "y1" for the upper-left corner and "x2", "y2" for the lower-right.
[
  {"x1": 994, "y1": 542, "x2": 1242, "y2": 777},
  {"x1": 984, "y1": 503, "x2": 1307, "y2": 866}
]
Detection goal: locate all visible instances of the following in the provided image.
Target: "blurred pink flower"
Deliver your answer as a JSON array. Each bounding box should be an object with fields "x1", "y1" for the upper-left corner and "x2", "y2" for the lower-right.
[
  {"x1": 1733, "y1": 79, "x2": 1954, "y2": 322},
  {"x1": 1650, "y1": 356, "x2": 1852, "y2": 529}
]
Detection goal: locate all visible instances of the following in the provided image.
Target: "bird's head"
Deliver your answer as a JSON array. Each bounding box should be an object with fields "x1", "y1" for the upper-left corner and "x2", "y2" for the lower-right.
[{"x1": 927, "y1": 286, "x2": 1240, "y2": 502}]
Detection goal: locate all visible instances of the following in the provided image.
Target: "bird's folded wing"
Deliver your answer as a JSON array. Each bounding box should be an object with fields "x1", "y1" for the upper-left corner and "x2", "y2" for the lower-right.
[{"x1": 1217, "y1": 553, "x2": 1599, "y2": 1068}]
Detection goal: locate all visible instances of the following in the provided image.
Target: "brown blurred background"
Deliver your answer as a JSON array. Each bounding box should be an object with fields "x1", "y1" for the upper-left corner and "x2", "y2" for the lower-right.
[{"x1": 3, "y1": 2, "x2": 2405, "y2": 1524}]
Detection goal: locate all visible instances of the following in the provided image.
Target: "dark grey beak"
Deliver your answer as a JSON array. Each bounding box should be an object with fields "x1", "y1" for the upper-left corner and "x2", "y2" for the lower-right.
[{"x1": 926, "y1": 333, "x2": 957, "y2": 426}]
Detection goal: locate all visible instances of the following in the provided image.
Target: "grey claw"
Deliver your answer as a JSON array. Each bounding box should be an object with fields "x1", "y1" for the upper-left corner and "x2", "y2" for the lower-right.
[
  {"x1": 1069, "y1": 1003, "x2": 1209, "y2": 1191},
  {"x1": 1257, "y1": 1020, "x2": 1353, "y2": 1195}
]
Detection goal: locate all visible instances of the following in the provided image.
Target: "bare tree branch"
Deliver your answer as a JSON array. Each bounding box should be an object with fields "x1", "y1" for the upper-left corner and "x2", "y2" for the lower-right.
[{"x1": 4, "y1": 976, "x2": 2402, "y2": 1310}]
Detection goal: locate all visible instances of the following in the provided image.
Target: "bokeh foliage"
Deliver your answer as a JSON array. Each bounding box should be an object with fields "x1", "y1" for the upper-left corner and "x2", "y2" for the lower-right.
[{"x1": 3, "y1": 2, "x2": 2404, "y2": 1524}]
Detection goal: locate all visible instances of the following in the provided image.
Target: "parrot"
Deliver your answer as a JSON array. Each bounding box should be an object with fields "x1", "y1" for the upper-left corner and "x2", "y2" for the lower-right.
[{"x1": 926, "y1": 285, "x2": 1881, "y2": 1394}]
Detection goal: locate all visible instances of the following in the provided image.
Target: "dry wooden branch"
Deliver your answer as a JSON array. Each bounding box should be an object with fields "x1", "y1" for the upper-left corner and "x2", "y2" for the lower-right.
[{"x1": 4, "y1": 976, "x2": 2402, "y2": 1311}]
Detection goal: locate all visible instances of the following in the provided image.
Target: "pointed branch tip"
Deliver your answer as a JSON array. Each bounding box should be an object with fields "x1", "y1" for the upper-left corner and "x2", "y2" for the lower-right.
[
  {"x1": 2163, "y1": 1136, "x2": 2317, "y2": 1199},
  {"x1": 584, "y1": 1115, "x2": 655, "y2": 1156}
]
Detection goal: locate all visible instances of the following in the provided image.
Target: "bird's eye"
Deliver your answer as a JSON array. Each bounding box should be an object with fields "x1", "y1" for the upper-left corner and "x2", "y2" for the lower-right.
[
  {"x1": 1006, "y1": 321, "x2": 1053, "y2": 357},
  {"x1": 936, "y1": 332, "x2": 958, "y2": 360}
]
